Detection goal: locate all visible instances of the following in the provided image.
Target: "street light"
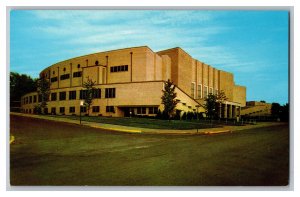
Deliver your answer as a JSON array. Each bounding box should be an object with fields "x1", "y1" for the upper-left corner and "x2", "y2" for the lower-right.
[
  {"x1": 195, "y1": 105, "x2": 200, "y2": 121},
  {"x1": 80, "y1": 100, "x2": 84, "y2": 124}
]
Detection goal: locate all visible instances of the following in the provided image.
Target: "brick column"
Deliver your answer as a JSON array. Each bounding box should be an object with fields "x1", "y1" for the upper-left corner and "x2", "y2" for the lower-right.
[
  {"x1": 224, "y1": 104, "x2": 227, "y2": 118},
  {"x1": 232, "y1": 105, "x2": 236, "y2": 118},
  {"x1": 228, "y1": 105, "x2": 232, "y2": 119},
  {"x1": 219, "y1": 103, "x2": 222, "y2": 119}
]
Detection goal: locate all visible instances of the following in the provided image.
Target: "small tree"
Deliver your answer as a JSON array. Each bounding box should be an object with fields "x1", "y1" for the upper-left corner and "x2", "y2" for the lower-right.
[
  {"x1": 205, "y1": 93, "x2": 217, "y2": 119},
  {"x1": 161, "y1": 79, "x2": 179, "y2": 120},
  {"x1": 36, "y1": 75, "x2": 50, "y2": 114},
  {"x1": 216, "y1": 90, "x2": 228, "y2": 119},
  {"x1": 83, "y1": 77, "x2": 96, "y2": 116}
]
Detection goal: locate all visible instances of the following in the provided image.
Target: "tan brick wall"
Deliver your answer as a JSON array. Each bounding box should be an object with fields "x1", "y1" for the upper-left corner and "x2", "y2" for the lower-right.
[
  {"x1": 21, "y1": 46, "x2": 246, "y2": 117},
  {"x1": 233, "y1": 85, "x2": 246, "y2": 106}
]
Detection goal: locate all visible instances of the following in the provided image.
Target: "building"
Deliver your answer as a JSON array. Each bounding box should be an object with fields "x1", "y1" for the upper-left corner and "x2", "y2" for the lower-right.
[
  {"x1": 20, "y1": 46, "x2": 246, "y2": 118},
  {"x1": 240, "y1": 101, "x2": 272, "y2": 119}
]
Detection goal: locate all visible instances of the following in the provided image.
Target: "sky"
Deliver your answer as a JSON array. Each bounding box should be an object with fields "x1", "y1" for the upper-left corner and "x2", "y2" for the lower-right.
[{"x1": 10, "y1": 10, "x2": 289, "y2": 105}]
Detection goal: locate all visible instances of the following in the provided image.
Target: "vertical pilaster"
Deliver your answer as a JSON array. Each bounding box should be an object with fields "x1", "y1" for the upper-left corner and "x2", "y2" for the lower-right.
[{"x1": 229, "y1": 105, "x2": 232, "y2": 119}]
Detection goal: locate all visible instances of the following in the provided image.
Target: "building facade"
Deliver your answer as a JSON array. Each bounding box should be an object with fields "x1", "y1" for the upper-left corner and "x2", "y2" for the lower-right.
[
  {"x1": 20, "y1": 46, "x2": 246, "y2": 118},
  {"x1": 240, "y1": 101, "x2": 272, "y2": 119}
]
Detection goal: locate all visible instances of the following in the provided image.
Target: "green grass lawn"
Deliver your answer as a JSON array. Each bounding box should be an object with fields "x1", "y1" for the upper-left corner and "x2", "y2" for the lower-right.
[
  {"x1": 10, "y1": 115, "x2": 289, "y2": 186},
  {"x1": 46, "y1": 115, "x2": 224, "y2": 130}
]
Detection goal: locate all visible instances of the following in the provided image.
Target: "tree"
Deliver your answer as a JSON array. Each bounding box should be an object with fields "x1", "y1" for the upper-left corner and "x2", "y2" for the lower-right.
[
  {"x1": 280, "y1": 103, "x2": 289, "y2": 122},
  {"x1": 82, "y1": 77, "x2": 96, "y2": 116},
  {"x1": 36, "y1": 75, "x2": 50, "y2": 114},
  {"x1": 205, "y1": 93, "x2": 217, "y2": 119},
  {"x1": 215, "y1": 90, "x2": 227, "y2": 119},
  {"x1": 10, "y1": 72, "x2": 37, "y2": 111},
  {"x1": 271, "y1": 102, "x2": 281, "y2": 120},
  {"x1": 161, "y1": 79, "x2": 179, "y2": 120}
]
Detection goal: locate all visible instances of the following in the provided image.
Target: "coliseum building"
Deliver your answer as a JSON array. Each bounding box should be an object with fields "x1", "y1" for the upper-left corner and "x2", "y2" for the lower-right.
[{"x1": 20, "y1": 46, "x2": 246, "y2": 118}]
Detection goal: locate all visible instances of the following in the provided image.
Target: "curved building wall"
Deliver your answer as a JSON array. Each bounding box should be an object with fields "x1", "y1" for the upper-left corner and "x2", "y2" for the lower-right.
[{"x1": 21, "y1": 45, "x2": 246, "y2": 118}]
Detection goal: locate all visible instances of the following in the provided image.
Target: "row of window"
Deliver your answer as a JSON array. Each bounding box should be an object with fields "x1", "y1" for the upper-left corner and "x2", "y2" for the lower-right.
[
  {"x1": 22, "y1": 106, "x2": 159, "y2": 115},
  {"x1": 51, "y1": 106, "x2": 114, "y2": 114},
  {"x1": 22, "y1": 88, "x2": 116, "y2": 105},
  {"x1": 136, "y1": 107, "x2": 158, "y2": 114},
  {"x1": 44, "y1": 60, "x2": 102, "y2": 77},
  {"x1": 110, "y1": 65, "x2": 128, "y2": 73},
  {"x1": 50, "y1": 88, "x2": 114, "y2": 101},
  {"x1": 23, "y1": 95, "x2": 37, "y2": 104},
  {"x1": 50, "y1": 71, "x2": 82, "y2": 82},
  {"x1": 191, "y1": 83, "x2": 218, "y2": 99}
]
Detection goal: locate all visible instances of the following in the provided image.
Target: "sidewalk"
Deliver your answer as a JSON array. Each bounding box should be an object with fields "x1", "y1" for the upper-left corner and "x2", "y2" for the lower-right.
[{"x1": 10, "y1": 112, "x2": 286, "y2": 135}]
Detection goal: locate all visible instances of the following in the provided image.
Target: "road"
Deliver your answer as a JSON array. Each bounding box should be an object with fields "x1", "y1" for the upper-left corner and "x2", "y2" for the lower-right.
[{"x1": 10, "y1": 115, "x2": 289, "y2": 186}]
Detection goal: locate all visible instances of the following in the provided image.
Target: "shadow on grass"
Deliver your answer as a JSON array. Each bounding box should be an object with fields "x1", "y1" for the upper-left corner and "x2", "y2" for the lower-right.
[{"x1": 46, "y1": 115, "x2": 225, "y2": 130}]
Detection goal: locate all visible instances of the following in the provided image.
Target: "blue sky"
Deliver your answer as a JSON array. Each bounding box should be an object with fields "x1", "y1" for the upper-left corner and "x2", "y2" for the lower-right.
[{"x1": 10, "y1": 10, "x2": 289, "y2": 105}]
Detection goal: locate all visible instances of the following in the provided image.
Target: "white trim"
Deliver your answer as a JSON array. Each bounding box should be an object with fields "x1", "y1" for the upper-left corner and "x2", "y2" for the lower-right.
[
  {"x1": 197, "y1": 84, "x2": 202, "y2": 99},
  {"x1": 191, "y1": 82, "x2": 196, "y2": 99},
  {"x1": 204, "y1": 85, "x2": 208, "y2": 98}
]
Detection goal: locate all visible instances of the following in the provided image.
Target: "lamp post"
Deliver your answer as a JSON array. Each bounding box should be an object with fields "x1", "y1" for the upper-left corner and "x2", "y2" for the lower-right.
[
  {"x1": 80, "y1": 100, "x2": 84, "y2": 125},
  {"x1": 195, "y1": 105, "x2": 200, "y2": 121}
]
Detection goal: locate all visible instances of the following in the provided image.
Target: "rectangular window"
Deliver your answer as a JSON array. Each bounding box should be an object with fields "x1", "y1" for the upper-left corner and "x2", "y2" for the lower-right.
[
  {"x1": 148, "y1": 107, "x2": 159, "y2": 114},
  {"x1": 80, "y1": 106, "x2": 87, "y2": 113},
  {"x1": 69, "y1": 106, "x2": 75, "y2": 113},
  {"x1": 60, "y1": 74, "x2": 70, "y2": 80},
  {"x1": 69, "y1": 90, "x2": 76, "y2": 100},
  {"x1": 209, "y1": 87, "x2": 213, "y2": 94},
  {"x1": 92, "y1": 106, "x2": 100, "y2": 113},
  {"x1": 137, "y1": 107, "x2": 141, "y2": 114},
  {"x1": 60, "y1": 107, "x2": 65, "y2": 114},
  {"x1": 197, "y1": 84, "x2": 202, "y2": 99},
  {"x1": 137, "y1": 107, "x2": 146, "y2": 114},
  {"x1": 51, "y1": 77, "x2": 58, "y2": 82},
  {"x1": 106, "y1": 106, "x2": 115, "y2": 113},
  {"x1": 73, "y1": 71, "x2": 82, "y2": 78},
  {"x1": 80, "y1": 90, "x2": 87, "y2": 99},
  {"x1": 33, "y1": 95, "x2": 37, "y2": 103},
  {"x1": 191, "y1": 82, "x2": 195, "y2": 99},
  {"x1": 105, "y1": 88, "x2": 116, "y2": 98},
  {"x1": 51, "y1": 107, "x2": 56, "y2": 114},
  {"x1": 93, "y1": 89, "x2": 101, "y2": 98},
  {"x1": 142, "y1": 107, "x2": 146, "y2": 114},
  {"x1": 110, "y1": 65, "x2": 129, "y2": 73},
  {"x1": 59, "y1": 92, "x2": 66, "y2": 100},
  {"x1": 149, "y1": 107, "x2": 154, "y2": 114},
  {"x1": 51, "y1": 92, "x2": 57, "y2": 101},
  {"x1": 204, "y1": 86, "x2": 208, "y2": 98}
]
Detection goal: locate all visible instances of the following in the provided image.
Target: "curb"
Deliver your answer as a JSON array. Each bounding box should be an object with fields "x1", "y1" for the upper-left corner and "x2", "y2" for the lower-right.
[
  {"x1": 10, "y1": 113, "x2": 234, "y2": 136},
  {"x1": 203, "y1": 130, "x2": 231, "y2": 135}
]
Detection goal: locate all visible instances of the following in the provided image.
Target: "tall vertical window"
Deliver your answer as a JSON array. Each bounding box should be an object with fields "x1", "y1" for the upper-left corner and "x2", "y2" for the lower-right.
[
  {"x1": 33, "y1": 95, "x2": 37, "y2": 103},
  {"x1": 51, "y1": 92, "x2": 57, "y2": 101},
  {"x1": 69, "y1": 106, "x2": 75, "y2": 113},
  {"x1": 92, "y1": 106, "x2": 100, "y2": 112},
  {"x1": 197, "y1": 84, "x2": 202, "y2": 99},
  {"x1": 80, "y1": 90, "x2": 87, "y2": 99},
  {"x1": 191, "y1": 82, "x2": 195, "y2": 99},
  {"x1": 93, "y1": 89, "x2": 101, "y2": 98},
  {"x1": 60, "y1": 107, "x2": 65, "y2": 114},
  {"x1": 59, "y1": 92, "x2": 66, "y2": 100},
  {"x1": 105, "y1": 88, "x2": 116, "y2": 98},
  {"x1": 69, "y1": 90, "x2": 76, "y2": 100},
  {"x1": 106, "y1": 106, "x2": 115, "y2": 113},
  {"x1": 204, "y1": 86, "x2": 208, "y2": 98},
  {"x1": 80, "y1": 106, "x2": 87, "y2": 113}
]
